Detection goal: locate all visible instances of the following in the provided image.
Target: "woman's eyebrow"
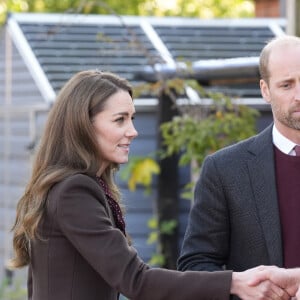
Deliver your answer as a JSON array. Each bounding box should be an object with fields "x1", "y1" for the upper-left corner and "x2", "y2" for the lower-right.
[
  {"x1": 113, "y1": 112, "x2": 129, "y2": 116},
  {"x1": 113, "y1": 111, "x2": 136, "y2": 116}
]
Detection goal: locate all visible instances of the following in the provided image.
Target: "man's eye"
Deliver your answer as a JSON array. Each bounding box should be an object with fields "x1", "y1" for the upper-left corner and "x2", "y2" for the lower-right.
[{"x1": 281, "y1": 83, "x2": 291, "y2": 89}]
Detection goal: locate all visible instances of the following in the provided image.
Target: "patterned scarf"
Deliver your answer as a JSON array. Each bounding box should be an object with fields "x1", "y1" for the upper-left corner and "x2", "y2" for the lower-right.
[{"x1": 96, "y1": 176, "x2": 126, "y2": 236}]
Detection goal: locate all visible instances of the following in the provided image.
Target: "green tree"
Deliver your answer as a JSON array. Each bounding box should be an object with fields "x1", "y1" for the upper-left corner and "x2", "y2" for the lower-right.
[
  {"x1": 0, "y1": 277, "x2": 27, "y2": 300},
  {"x1": 123, "y1": 78, "x2": 259, "y2": 268},
  {"x1": 1, "y1": 0, "x2": 257, "y2": 269},
  {"x1": 143, "y1": 0, "x2": 254, "y2": 18},
  {"x1": 0, "y1": 0, "x2": 141, "y2": 24},
  {"x1": 1, "y1": 0, "x2": 255, "y2": 25}
]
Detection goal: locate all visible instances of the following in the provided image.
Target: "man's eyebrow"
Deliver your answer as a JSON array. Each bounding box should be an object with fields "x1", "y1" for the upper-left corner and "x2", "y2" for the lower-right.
[
  {"x1": 276, "y1": 78, "x2": 293, "y2": 85},
  {"x1": 280, "y1": 77, "x2": 294, "y2": 81}
]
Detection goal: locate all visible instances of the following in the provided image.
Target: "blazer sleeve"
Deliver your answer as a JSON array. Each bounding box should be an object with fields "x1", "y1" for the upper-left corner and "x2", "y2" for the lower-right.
[
  {"x1": 54, "y1": 174, "x2": 232, "y2": 300},
  {"x1": 178, "y1": 155, "x2": 230, "y2": 272}
]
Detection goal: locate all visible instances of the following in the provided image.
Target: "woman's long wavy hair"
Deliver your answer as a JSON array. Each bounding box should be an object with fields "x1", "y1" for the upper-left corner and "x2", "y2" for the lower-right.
[{"x1": 9, "y1": 70, "x2": 133, "y2": 268}]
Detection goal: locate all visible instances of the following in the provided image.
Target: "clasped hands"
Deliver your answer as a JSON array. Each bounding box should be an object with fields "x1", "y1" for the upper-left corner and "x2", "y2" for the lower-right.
[{"x1": 231, "y1": 265, "x2": 300, "y2": 300}]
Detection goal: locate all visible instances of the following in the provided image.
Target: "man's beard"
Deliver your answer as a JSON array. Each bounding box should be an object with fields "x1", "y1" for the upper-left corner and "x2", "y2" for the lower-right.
[{"x1": 276, "y1": 103, "x2": 300, "y2": 130}]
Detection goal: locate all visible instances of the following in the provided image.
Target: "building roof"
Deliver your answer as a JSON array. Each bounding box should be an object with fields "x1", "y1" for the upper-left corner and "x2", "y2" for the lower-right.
[{"x1": 6, "y1": 13, "x2": 286, "y2": 103}]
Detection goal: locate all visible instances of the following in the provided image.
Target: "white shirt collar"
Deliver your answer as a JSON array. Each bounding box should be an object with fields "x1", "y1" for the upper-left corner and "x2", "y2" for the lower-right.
[{"x1": 272, "y1": 125, "x2": 297, "y2": 155}]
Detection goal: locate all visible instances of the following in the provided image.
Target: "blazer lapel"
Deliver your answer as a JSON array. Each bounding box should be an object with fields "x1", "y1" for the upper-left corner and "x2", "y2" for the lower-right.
[{"x1": 247, "y1": 125, "x2": 283, "y2": 266}]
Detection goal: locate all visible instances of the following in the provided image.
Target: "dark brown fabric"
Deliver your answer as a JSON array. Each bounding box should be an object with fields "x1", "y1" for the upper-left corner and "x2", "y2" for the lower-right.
[{"x1": 28, "y1": 173, "x2": 232, "y2": 300}]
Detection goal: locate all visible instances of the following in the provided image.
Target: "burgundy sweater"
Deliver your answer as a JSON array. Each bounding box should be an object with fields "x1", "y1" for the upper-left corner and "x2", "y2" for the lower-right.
[{"x1": 274, "y1": 146, "x2": 300, "y2": 268}]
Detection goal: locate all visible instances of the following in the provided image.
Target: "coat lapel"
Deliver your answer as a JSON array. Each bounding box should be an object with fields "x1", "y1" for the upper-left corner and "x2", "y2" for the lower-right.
[{"x1": 247, "y1": 125, "x2": 283, "y2": 266}]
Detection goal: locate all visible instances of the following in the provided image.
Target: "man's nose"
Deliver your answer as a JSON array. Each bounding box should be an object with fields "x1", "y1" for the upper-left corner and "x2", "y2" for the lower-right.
[{"x1": 296, "y1": 82, "x2": 300, "y2": 101}]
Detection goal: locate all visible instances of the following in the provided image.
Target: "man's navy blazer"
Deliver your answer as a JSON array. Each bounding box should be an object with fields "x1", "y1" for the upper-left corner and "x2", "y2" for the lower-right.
[{"x1": 178, "y1": 124, "x2": 283, "y2": 273}]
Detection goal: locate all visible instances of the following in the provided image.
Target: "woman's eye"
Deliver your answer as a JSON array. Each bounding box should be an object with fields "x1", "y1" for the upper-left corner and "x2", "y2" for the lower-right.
[{"x1": 115, "y1": 117, "x2": 124, "y2": 123}]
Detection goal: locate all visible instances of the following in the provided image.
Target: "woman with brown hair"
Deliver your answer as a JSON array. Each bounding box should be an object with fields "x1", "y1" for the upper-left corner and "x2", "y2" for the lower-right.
[{"x1": 9, "y1": 70, "x2": 288, "y2": 300}]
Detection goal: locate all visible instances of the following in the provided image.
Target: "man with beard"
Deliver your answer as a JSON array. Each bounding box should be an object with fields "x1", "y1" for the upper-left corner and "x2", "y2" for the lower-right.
[{"x1": 178, "y1": 35, "x2": 300, "y2": 299}]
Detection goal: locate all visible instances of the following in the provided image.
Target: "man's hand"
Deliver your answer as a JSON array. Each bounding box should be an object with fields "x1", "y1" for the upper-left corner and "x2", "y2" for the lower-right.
[
  {"x1": 248, "y1": 265, "x2": 300, "y2": 298},
  {"x1": 231, "y1": 266, "x2": 290, "y2": 299},
  {"x1": 296, "y1": 286, "x2": 300, "y2": 299}
]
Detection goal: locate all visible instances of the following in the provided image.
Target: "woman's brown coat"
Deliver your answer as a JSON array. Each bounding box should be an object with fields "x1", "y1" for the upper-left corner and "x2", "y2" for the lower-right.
[{"x1": 28, "y1": 174, "x2": 232, "y2": 300}]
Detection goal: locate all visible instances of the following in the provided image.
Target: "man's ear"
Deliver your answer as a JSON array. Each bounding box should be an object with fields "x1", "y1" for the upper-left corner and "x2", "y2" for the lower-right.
[{"x1": 260, "y1": 79, "x2": 271, "y2": 104}]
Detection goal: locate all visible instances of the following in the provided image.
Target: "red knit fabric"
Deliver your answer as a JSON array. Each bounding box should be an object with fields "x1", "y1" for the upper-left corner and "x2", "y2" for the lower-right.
[
  {"x1": 95, "y1": 176, "x2": 126, "y2": 236},
  {"x1": 295, "y1": 145, "x2": 300, "y2": 156},
  {"x1": 274, "y1": 146, "x2": 300, "y2": 268}
]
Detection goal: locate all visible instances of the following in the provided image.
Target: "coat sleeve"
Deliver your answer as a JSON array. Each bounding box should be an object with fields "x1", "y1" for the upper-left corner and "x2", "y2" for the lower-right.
[
  {"x1": 178, "y1": 155, "x2": 230, "y2": 272},
  {"x1": 55, "y1": 174, "x2": 232, "y2": 300},
  {"x1": 27, "y1": 265, "x2": 32, "y2": 300}
]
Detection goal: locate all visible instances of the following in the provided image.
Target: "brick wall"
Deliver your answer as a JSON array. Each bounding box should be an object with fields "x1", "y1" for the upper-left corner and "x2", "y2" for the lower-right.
[{"x1": 254, "y1": 0, "x2": 280, "y2": 17}]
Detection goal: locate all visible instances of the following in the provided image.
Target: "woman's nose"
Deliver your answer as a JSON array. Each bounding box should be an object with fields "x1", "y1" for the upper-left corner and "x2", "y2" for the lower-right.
[{"x1": 126, "y1": 122, "x2": 138, "y2": 138}]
